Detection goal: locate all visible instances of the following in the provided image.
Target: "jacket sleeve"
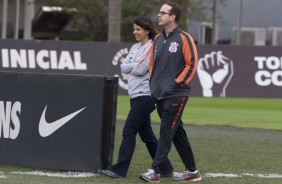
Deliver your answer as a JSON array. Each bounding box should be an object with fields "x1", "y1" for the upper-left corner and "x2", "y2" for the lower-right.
[
  {"x1": 175, "y1": 33, "x2": 198, "y2": 86},
  {"x1": 120, "y1": 45, "x2": 137, "y2": 74},
  {"x1": 130, "y1": 43, "x2": 153, "y2": 76}
]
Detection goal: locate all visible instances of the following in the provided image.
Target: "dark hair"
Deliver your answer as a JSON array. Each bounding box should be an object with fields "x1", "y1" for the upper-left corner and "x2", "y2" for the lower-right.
[
  {"x1": 165, "y1": 1, "x2": 181, "y2": 23},
  {"x1": 133, "y1": 16, "x2": 158, "y2": 40}
]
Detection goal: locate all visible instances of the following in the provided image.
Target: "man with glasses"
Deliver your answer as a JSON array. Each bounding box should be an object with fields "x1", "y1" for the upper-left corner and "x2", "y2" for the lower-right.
[{"x1": 140, "y1": 1, "x2": 201, "y2": 183}]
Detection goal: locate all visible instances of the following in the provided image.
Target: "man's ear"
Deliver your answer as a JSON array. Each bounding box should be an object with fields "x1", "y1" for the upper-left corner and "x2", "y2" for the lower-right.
[{"x1": 170, "y1": 14, "x2": 176, "y2": 22}]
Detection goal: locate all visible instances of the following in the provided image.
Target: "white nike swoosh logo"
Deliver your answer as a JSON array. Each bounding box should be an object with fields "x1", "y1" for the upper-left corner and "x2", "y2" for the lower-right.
[{"x1": 39, "y1": 106, "x2": 86, "y2": 137}]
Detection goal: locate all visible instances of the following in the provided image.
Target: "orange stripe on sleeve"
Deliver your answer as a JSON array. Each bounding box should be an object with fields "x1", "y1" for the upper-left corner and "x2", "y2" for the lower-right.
[
  {"x1": 149, "y1": 34, "x2": 161, "y2": 80},
  {"x1": 175, "y1": 33, "x2": 198, "y2": 85},
  {"x1": 137, "y1": 44, "x2": 152, "y2": 67},
  {"x1": 149, "y1": 42, "x2": 154, "y2": 80}
]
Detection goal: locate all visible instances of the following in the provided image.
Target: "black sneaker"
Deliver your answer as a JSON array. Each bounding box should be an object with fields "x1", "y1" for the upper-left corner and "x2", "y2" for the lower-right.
[
  {"x1": 173, "y1": 170, "x2": 202, "y2": 182},
  {"x1": 100, "y1": 169, "x2": 123, "y2": 178},
  {"x1": 140, "y1": 169, "x2": 160, "y2": 182}
]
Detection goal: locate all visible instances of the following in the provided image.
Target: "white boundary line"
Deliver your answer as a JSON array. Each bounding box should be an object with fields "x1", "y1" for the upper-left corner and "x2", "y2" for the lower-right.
[
  {"x1": 0, "y1": 171, "x2": 7, "y2": 179},
  {"x1": 10, "y1": 171, "x2": 97, "y2": 178},
  {"x1": 205, "y1": 173, "x2": 240, "y2": 178},
  {"x1": 205, "y1": 172, "x2": 282, "y2": 179},
  {"x1": 1, "y1": 171, "x2": 282, "y2": 179},
  {"x1": 243, "y1": 173, "x2": 282, "y2": 179}
]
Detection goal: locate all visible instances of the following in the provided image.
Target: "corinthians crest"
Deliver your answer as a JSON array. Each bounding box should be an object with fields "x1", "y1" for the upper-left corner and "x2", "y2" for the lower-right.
[{"x1": 169, "y1": 42, "x2": 178, "y2": 53}]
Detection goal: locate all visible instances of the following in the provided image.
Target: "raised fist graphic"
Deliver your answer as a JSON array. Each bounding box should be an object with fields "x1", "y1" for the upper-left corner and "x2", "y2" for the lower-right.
[{"x1": 197, "y1": 51, "x2": 234, "y2": 97}]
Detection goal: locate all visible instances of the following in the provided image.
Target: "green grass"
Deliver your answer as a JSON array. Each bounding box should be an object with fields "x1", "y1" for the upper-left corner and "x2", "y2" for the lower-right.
[
  {"x1": 117, "y1": 96, "x2": 282, "y2": 130},
  {"x1": 1, "y1": 96, "x2": 282, "y2": 183},
  {"x1": 1, "y1": 122, "x2": 282, "y2": 183}
]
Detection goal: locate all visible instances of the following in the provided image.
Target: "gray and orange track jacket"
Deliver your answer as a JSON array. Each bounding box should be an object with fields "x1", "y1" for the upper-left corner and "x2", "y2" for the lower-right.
[{"x1": 149, "y1": 28, "x2": 198, "y2": 100}]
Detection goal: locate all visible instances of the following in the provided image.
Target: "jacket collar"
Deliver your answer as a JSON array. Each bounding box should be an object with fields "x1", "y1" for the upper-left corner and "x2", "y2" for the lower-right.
[{"x1": 162, "y1": 27, "x2": 179, "y2": 38}]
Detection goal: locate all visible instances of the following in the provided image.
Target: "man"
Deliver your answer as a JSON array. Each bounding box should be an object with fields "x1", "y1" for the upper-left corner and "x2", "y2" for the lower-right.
[{"x1": 140, "y1": 1, "x2": 201, "y2": 183}]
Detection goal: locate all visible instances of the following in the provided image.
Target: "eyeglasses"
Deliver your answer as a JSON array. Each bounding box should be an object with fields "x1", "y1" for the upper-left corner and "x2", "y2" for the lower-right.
[{"x1": 157, "y1": 11, "x2": 172, "y2": 16}]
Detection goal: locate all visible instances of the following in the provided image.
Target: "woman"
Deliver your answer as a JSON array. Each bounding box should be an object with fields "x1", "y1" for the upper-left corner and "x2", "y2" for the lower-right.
[{"x1": 100, "y1": 16, "x2": 173, "y2": 178}]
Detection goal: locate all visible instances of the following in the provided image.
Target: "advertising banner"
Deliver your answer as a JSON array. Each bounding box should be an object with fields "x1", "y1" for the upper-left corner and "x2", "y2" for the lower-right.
[
  {"x1": 0, "y1": 39, "x2": 281, "y2": 97},
  {"x1": 191, "y1": 45, "x2": 282, "y2": 98},
  {"x1": 0, "y1": 72, "x2": 118, "y2": 172}
]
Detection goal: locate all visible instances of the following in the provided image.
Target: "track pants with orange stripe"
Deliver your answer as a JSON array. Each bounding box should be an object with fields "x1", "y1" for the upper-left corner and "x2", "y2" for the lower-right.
[{"x1": 152, "y1": 96, "x2": 197, "y2": 173}]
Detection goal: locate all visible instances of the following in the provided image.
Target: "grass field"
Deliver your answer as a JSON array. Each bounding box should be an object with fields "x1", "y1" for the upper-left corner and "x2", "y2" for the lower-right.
[
  {"x1": 1, "y1": 96, "x2": 282, "y2": 183},
  {"x1": 117, "y1": 96, "x2": 282, "y2": 130}
]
